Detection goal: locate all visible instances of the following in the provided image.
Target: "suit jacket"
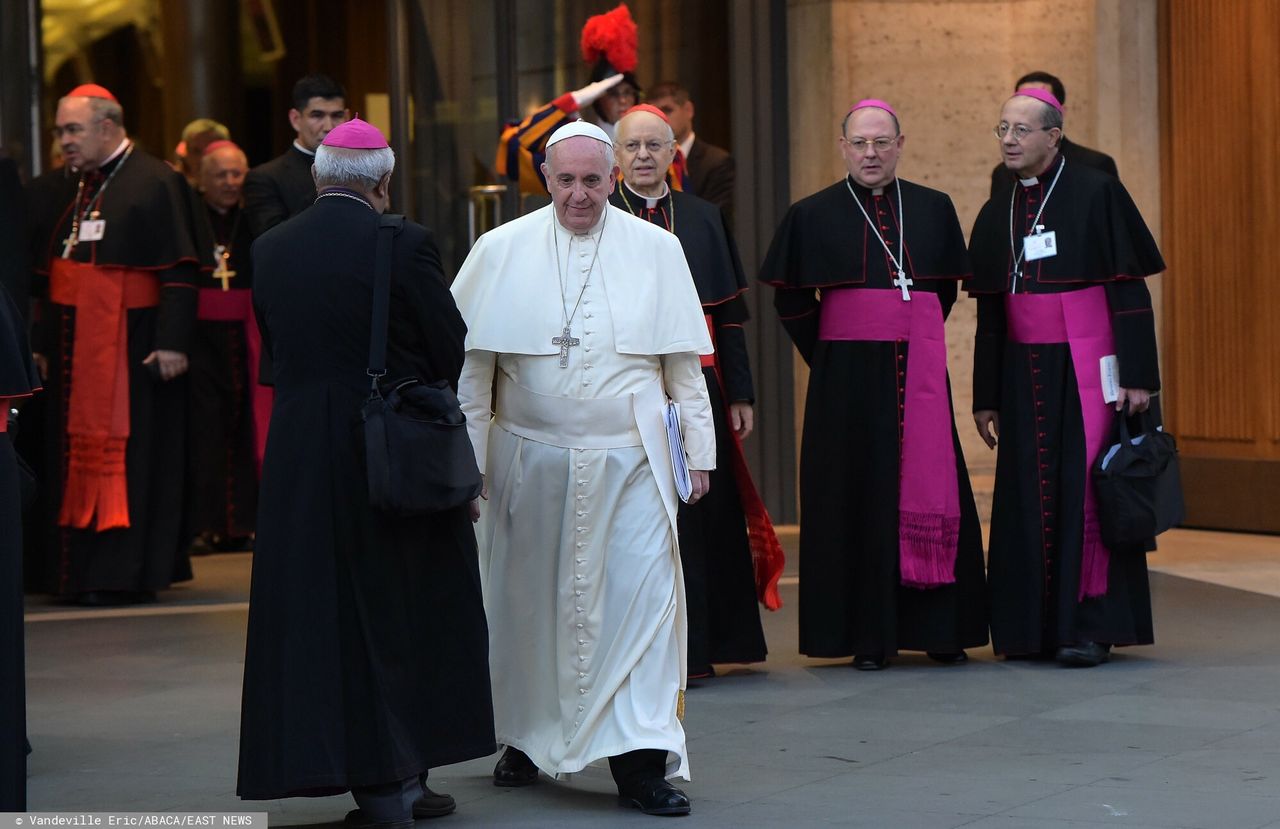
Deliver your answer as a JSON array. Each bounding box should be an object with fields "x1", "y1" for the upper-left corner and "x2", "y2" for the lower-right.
[
  {"x1": 686, "y1": 138, "x2": 735, "y2": 225},
  {"x1": 989, "y1": 136, "x2": 1118, "y2": 200},
  {"x1": 243, "y1": 145, "x2": 316, "y2": 238}
]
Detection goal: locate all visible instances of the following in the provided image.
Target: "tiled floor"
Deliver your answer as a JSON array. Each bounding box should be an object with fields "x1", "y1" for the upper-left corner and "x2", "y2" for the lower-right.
[{"x1": 21, "y1": 527, "x2": 1280, "y2": 827}]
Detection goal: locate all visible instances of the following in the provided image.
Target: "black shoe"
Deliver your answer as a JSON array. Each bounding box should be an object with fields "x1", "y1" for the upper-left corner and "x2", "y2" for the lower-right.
[
  {"x1": 619, "y1": 777, "x2": 691, "y2": 816},
  {"x1": 852, "y1": 653, "x2": 887, "y2": 671},
  {"x1": 342, "y1": 810, "x2": 412, "y2": 829},
  {"x1": 129, "y1": 590, "x2": 158, "y2": 604},
  {"x1": 413, "y1": 785, "x2": 456, "y2": 818},
  {"x1": 1056, "y1": 641, "x2": 1111, "y2": 667},
  {"x1": 493, "y1": 746, "x2": 539, "y2": 787},
  {"x1": 927, "y1": 651, "x2": 969, "y2": 664}
]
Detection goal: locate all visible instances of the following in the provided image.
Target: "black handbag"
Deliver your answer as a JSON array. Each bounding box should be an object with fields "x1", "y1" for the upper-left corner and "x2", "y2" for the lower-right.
[
  {"x1": 1092, "y1": 406, "x2": 1185, "y2": 547},
  {"x1": 360, "y1": 215, "x2": 482, "y2": 516}
]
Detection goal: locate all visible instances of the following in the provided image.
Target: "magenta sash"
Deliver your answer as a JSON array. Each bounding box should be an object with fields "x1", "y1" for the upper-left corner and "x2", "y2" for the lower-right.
[
  {"x1": 196, "y1": 287, "x2": 272, "y2": 474},
  {"x1": 818, "y1": 288, "x2": 959, "y2": 588},
  {"x1": 1005, "y1": 286, "x2": 1114, "y2": 600}
]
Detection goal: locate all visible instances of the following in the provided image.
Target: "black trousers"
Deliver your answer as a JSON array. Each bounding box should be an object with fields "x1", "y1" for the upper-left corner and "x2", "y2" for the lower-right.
[{"x1": 608, "y1": 749, "x2": 666, "y2": 792}]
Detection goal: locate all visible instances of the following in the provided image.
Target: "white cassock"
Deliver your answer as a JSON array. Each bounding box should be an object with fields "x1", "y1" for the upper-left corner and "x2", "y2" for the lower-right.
[{"x1": 452, "y1": 203, "x2": 714, "y2": 781}]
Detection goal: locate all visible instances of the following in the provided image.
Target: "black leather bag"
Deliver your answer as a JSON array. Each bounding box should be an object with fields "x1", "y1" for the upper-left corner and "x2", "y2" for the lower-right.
[
  {"x1": 360, "y1": 215, "x2": 482, "y2": 515},
  {"x1": 1092, "y1": 407, "x2": 1185, "y2": 547}
]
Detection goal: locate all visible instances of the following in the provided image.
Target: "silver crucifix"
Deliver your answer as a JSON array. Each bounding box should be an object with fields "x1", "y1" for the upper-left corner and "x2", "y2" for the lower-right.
[
  {"x1": 893, "y1": 269, "x2": 913, "y2": 301},
  {"x1": 552, "y1": 325, "x2": 580, "y2": 368}
]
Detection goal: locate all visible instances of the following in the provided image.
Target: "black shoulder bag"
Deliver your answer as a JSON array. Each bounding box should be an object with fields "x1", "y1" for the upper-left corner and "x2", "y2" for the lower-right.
[
  {"x1": 360, "y1": 214, "x2": 483, "y2": 515},
  {"x1": 1092, "y1": 406, "x2": 1185, "y2": 547}
]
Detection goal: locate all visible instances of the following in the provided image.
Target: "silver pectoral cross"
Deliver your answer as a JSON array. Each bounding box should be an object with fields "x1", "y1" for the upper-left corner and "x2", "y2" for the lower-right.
[
  {"x1": 552, "y1": 325, "x2": 580, "y2": 368},
  {"x1": 893, "y1": 269, "x2": 913, "y2": 301}
]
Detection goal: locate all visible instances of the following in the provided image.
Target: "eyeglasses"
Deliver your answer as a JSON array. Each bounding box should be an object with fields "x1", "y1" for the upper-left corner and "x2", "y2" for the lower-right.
[
  {"x1": 620, "y1": 139, "x2": 673, "y2": 155},
  {"x1": 994, "y1": 123, "x2": 1054, "y2": 141},
  {"x1": 844, "y1": 137, "x2": 897, "y2": 153}
]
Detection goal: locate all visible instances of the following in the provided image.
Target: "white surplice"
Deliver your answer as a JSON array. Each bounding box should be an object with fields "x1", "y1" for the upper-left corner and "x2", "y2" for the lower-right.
[{"x1": 452, "y1": 204, "x2": 714, "y2": 780}]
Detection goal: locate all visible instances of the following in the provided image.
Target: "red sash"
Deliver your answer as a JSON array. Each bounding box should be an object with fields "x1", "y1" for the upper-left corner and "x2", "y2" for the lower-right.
[
  {"x1": 817, "y1": 289, "x2": 960, "y2": 588},
  {"x1": 701, "y1": 313, "x2": 786, "y2": 610},
  {"x1": 196, "y1": 288, "x2": 273, "y2": 473},
  {"x1": 1006, "y1": 286, "x2": 1115, "y2": 601},
  {"x1": 49, "y1": 259, "x2": 161, "y2": 530}
]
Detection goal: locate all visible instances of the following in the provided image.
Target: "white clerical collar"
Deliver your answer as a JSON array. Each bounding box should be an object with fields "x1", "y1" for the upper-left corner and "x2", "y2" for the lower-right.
[
  {"x1": 1019, "y1": 176, "x2": 1039, "y2": 187},
  {"x1": 678, "y1": 132, "x2": 695, "y2": 160},
  {"x1": 292, "y1": 140, "x2": 316, "y2": 157},
  {"x1": 623, "y1": 180, "x2": 669, "y2": 209},
  {"x1": 102, "y1": 137, "x2": 130, "y2": 166}
]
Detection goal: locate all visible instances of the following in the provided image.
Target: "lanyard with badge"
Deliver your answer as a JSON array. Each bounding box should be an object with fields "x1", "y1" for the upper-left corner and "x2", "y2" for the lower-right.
[
  {"x1": 1007, "y1": 155, "x2": 1064, "y2": 293},
  {"x1": 61, "y1": 141, "x2": 135, "y2": 258}
]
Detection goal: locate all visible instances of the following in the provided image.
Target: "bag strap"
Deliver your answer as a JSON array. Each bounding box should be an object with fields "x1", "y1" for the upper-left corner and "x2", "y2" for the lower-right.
[{"x1": 367, "y1": 214, "x2": 406, "y2": 390}]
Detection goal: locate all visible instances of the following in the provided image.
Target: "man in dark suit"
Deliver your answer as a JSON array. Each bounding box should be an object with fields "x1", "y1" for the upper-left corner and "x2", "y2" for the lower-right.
[
  {"x1": 647, "y1": 81, "x2": 735, "y2": 225},
  {"x1": 242, "y1": 73, "x2": 348, "y2": 238},
  {"x1": 238, "y1": 119, "x2": 495, "y2": 826},
  {"x1": 989, "y1": 71, "x2": 1118, "y2": 200}
]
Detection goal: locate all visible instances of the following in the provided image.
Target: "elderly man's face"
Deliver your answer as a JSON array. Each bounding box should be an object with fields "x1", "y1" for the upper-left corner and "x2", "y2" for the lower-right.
[
  {"x1": 615, "y1": 112, "x2": 676, "y2": 196},
  {"x1": 998, "y1": 96, "x2": 1061, "y2": 177},
  {"x1": 54, "y1": 98, "x2": 116, "y2": 172},
  {"x1": 200, "y1": 146, "x2": 248, "y2": 212},
  {"x1": 542, "y1": 137, "x2": 616, "y2": 233},
  {"x1": 289, "y1": 96, "x2": 349, "y2": 151},
  {"x1": 839, "y1": 107, "x2": 904, "y2": 190}
]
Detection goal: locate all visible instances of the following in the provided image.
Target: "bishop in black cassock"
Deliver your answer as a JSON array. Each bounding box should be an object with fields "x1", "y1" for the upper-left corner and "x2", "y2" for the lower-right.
[
  {"x1": 761, "y1": 100, "x2": 987, "y2": 669},
  {"x1": 185, "y1": 141, "x2": 264, "y2": 552},
  {"x1": 1, "y1": 154, "x2": 39, "y2": 812},
  {"x1": 609, "y1": 105, "x2": 783, "y2": 679},
  {"x1": 968, "y1": 90, "x2": 1164, "y2": 667},
  {"x1": 27, "y1": 86, "x2": 199, "y2": 604}
]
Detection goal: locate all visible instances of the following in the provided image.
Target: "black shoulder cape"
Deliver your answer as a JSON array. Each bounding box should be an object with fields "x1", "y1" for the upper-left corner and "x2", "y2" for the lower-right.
[
  {"x1": 759, "y1": 177, "x2": 971, "y2": 289},
  {"x1": 968, "y1": 154, "x2": 1164, "y2": 294}
]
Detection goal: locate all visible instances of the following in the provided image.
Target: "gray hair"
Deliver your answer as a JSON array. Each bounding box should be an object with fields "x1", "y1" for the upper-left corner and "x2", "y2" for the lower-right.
[
  {"x1": 546, "y1": 136, "x2": 615, "y2": 174},
  {"x1": 60, "y1": 95, "x2": 124, "y2": 128},
  {"x1": 1039, "y1": 102, "x2": 1064, "y2": 131},
  {"x1": 313, "y1": 144, "x2": 396, "y2": 190}
]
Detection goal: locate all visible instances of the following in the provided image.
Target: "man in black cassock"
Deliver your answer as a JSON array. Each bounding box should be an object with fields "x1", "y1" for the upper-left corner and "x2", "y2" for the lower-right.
[
  {"x1": 646, "y1": 82, "x2": 736, "y2": 226},
  {"x1": 609, "y1": 105, "x2": 782, "y2": 679},
  {"x1": 27, "y1": 84, "x2": 199, "y2": 605},
  {"x1": 968, "y1": 89, "x2": 1164, "y2": 668},
  {"x1": 185, "y1": 141, "x2": 264, "y2": 553},
  {"x1": 761, "y1": 99, "x2": 988, "y2": 670},
  {"x1": 242, "y1": 73, "x2": 348, "y2": 238},
  {"x1": 2, "y1": 154, "x2": 39, "y2": 812},
  {"x1": 989, "y1": 71, "x2": 1117, "y2": 200},
  {"x1": 238, "y1": 119, "x2": 495, "y2": 826}
]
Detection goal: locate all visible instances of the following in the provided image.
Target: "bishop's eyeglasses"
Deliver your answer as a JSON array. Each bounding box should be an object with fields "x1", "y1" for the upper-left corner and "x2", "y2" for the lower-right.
[
  {"x1": 994, "y1": 123, "x2": 1054, "y2": 142},
  {"x1": 620, "y1": 139, "x2": 674, "y2": 155},
  {"x1": 844, "y1": 137, "x2": 897, "y2": 153}
]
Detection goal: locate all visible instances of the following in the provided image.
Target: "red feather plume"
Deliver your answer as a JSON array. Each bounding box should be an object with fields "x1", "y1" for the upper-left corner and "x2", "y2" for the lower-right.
[{"x1": 580, "y1": 3, "x2": 638, "y2": 73}]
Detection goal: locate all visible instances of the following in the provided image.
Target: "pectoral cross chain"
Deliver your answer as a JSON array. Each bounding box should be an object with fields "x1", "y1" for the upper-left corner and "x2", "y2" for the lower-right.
[
  {"x1": 552, "y1": 326, "x2": 580, "y2": 368},
  {"x1": 893, "y1": 269, "x2": 914, "y2": 301}
]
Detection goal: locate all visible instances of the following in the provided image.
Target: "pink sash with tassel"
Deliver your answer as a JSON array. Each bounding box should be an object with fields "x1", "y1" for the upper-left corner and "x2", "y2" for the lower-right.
[
  {"x1": 1005, "y1": 286, "x2": 1114, "y2": 601},
  {"x1": 196, "y1": 288, "x2": 272, "y2": 474},
  {"x1": 818, "y1": 288, "x2": 959, "y2": 588}
]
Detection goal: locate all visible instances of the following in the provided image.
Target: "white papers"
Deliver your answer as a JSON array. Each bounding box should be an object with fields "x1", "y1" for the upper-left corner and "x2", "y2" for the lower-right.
[
  {"x1": 664, "y1": 400, "x2": 693, "y2": 503},
  {"x1": 1100, "y1": 354, "x2": 1119, "y2": 403}
]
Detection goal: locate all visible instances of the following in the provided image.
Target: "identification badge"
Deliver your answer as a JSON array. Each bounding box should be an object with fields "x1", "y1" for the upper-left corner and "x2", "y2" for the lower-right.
[
  {"x1": 1100, "y1": 354, "x2": 1119, "y2": 403},
  {"x1": 78, "y1": 220, "x2": 106, "y2": 242},
  {"x1": 1023, "y1": 229, "x2": 1057, "y2": 261}
]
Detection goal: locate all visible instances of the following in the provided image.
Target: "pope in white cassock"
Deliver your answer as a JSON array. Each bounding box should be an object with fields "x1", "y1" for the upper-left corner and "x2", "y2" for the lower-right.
[{"x1": 451, "y1": 121, "x2": 715, "y2": 818}]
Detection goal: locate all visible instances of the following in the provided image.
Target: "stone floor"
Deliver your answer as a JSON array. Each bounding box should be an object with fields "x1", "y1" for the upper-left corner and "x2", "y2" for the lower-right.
[{"x1": 21, "y1": 528, "x2": 1280, "y2": 827}]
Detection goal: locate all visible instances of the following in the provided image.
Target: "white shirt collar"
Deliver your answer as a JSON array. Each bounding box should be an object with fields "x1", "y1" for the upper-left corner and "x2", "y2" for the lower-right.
[
  {"x1": 678, "y1": 132, "x2": 695, "y2": 160},
  {"x1": 101, "y1": 137, "x2": 130, "y2": 166},
  {"x1": 293, "y1": 140, "x2": 316, "y2": 157},
  {"x1": 623, "y1": 179, "x2": 669, "y2": 210}
]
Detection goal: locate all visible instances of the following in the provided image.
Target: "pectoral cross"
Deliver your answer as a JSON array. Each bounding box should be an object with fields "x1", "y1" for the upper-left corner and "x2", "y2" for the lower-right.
[
  {"x1": 893, "y1": 268, "x2": 913, "y2": 301},
  {"x1": 552, "y1": 325, "x2": 580, "y2": 368},
  {"x1": 213, "y1": 245, "x2": 236, "y2": 291},
  {"x1": 61, "y1": 231, "x2": 77, "y2": 259}
]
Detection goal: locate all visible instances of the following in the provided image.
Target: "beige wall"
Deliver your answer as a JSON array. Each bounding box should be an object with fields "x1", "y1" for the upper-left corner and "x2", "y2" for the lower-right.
[{"x1": 785, "y1": 0, "x2": 1160, "y2": 516}]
